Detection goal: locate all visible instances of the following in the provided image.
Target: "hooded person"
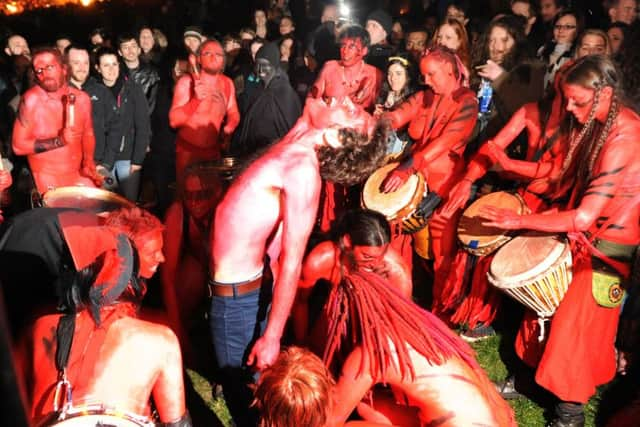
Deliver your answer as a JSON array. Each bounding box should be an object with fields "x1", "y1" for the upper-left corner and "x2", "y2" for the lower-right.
[{"x1": 230, "y1": 42, "x2": 302, "y2": 157}]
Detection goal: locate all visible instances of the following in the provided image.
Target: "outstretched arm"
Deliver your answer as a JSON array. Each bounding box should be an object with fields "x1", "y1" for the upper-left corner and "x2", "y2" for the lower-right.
[
  {"x1": 481, "y1": 136, "x2": 634, "y2": 231},
  {"x1": 442, "y1": 103, "x2": 531, "y2": 216},
  {"x1": 247, "y1": 159, "x2": 321, "y2": 369}
]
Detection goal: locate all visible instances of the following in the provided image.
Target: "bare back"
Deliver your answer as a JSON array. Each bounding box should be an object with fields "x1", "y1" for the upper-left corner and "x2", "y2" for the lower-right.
[
  {"x1": 332, "y1": 343, "x2": 513, "y2": 427},
  {"x1": 31, "y1": 309, "x2": 185, "y2": 423}
]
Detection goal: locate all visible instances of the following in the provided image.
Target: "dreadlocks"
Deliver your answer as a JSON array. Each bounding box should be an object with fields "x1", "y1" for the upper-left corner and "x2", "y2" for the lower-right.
[{"x1": 323, "y1": 269, "x2": 478, "y2": 381}]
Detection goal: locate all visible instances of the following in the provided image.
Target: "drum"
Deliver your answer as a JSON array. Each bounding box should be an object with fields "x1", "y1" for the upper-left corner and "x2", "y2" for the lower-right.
[
  {"x1": 362, "y1": 162, "x2": 427, "y2": 233},
  {"x1": 41, "y1": 186, "x2": 134, "y2": 213},
  {"x1": 488, "y1": 233, "x2": 573, "y2": 319},
  {"x1": 457, "y1": 191, "x2": 525, "y2": 256},
  {"x1": 39, "y1": 406, "x2": 155, "y2": 427},
  {"x1": 184, "y1": 157, "x2": 242, "y2": 187}
]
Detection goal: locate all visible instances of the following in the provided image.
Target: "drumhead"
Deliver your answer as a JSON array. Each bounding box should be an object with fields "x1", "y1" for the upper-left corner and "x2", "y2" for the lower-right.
[
  {"x1": 362, "y1": 163, "x2": 423, "y2": 220},
  {"x1": 42, "y1": 187, "x2": 134, "y2": 213},
  {"x1": 490, "y1": 233, "x2": 568, "y2": 286},
  {"x1": 458, "y1": 191, "x2": 523, "y2": 249},
  {"x1": 45, "y1": 414, "x2": 147, "y2": 427}
]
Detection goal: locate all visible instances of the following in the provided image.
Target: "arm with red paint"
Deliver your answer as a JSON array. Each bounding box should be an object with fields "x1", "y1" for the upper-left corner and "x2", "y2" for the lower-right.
[
  {"x1": 77, "y1": 93, "x2": 102, "y2": 185},
  {"x1": 443, "y1": 103, "x2": 543, "y2": 216},
  {"x1": 293, "y1": 242, "x2": 336, "y2": 343},
  {"x1": 328, "y1": 346, "x2": 376, "y2": 427},
  {"x1": 222, "y1": 78, "x2": 240, "y2": 138},
  {"x1": 383, "y1": 93, "x2": 477, "y2": 193},
  {"x1": 247, "y1": 157, "x2": 322, "y2": 369},
  {"x1": 481, "y1": 136, "x2": 634, "y2": 232},
  {"x1": 308, "y1": 62, "x2": 330, "y2": 100},
  {"x1": 12, "y1": 92, "x2": 65, "y2": 155},
  {"x1": 168, "y1": 76, "x2": 202, "y2": 129}
]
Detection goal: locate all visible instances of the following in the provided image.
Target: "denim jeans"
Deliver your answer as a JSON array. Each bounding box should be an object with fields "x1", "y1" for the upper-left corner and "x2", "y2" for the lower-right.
[
  {"x1": 209, "y1": 276, "x2": 272, "y2": 426},
  {"x1": 112, "y1": 160, "x2": 141, "y2": 202}
]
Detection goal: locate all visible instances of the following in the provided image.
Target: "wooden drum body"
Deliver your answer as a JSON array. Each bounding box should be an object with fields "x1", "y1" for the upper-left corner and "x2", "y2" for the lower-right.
[
  {"x1": 362, "y1": 162, "x2": 427, "y2": 232},
  {"x1": 457, "y1": 191, "x2": 525, "y2": 256},
  {"x1": 488, "y1": 233, "x2": 573, "y2": 319}
]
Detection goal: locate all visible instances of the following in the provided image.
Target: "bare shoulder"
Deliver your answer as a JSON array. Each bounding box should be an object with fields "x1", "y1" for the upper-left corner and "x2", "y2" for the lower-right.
[
  {"x1": 117, "y1": 317, "x2": 180, "y2": 347},
  {"x1": 21, "y1": 87, "x2": 41, "y2": 108},
  {"x1": 304, "y1": 241, "x2": 338, "y2": 276}
]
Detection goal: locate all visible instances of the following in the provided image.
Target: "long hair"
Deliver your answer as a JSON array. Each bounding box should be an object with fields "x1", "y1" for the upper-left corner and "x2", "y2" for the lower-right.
[
  {"x1": 254, "y1": 347, "x2": 334, "y2": 427},
  {"x1": 471, "y1": 14, "x2": 529, "y2": 87},
  {"x1": 316, "y1": 121, "x2": 390, "y2": 186},
  {"x1": 619, "y1": 22, "x2": 640, "y2": 112},
  {"x1": 374, "y1": 54, "x2": 418, "y2": 108},
  {"x1": 433, "y1": 17, "x2": 471, "y2": 72},
  {"x1": 323, "y1": 270, "x2": 479, "y2": 381},
  {"x1": 556, "y1": 55, "x2": 621, "y2": 197}
]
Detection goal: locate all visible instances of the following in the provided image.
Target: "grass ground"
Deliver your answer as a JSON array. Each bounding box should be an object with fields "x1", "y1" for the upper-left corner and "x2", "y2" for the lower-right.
[{"x1": 186, "y1": 333, "x2": 603, "y2": 427}]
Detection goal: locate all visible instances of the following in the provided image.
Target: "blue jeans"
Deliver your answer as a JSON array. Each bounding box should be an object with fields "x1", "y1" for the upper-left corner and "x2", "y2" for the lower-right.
[
  {"x1": 209, "y1": 276, "x2": 272, "y2": 426},
  {"x1": 112, "y1": 160, "x2": 141, "y2": 202}
]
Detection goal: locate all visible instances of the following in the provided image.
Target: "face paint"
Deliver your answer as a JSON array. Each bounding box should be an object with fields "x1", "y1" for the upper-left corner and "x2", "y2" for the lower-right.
[
  {"x1": 340, "y1": 37, "x2": 366, "y2": 67},
  {"x1": 199, "y1": 41, "x2": 225, "y2": 74},
  {"x1": 255, "y1": 58, "x2": 276, "y2": 86},
  {"x1": 33, "y1": 52, "x2": 66, "y2": 92},
  {"x1": 420, "y1": 55, "x2": 456, "y2": 95}
]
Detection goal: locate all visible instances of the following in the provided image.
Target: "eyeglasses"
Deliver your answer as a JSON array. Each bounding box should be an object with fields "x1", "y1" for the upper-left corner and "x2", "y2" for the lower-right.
[{"x1": 554, "y1": 24, "x2": 577, "y2": 30}]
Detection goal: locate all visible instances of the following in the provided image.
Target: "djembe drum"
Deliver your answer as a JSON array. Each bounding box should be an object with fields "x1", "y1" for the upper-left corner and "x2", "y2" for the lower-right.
[
  {"x1": 457, "y1": 191, "x2": 525, "y2": 256},
  {"x1": 488, "y1": 233, "x2": 573, "y2": 340},
  {"x1": 362, "y1": 162, "x2": 428, "y2": 232}
]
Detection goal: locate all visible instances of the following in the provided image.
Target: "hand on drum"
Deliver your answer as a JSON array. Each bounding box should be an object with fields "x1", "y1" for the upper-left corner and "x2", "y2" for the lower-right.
[
  {"x1": 82, "y1": 162, "x2": 105, "y2": 187},
  {"x1": 441, "y1": 179, "x2": 473, "y2": 217},
  {"x1": 381, "y1": 163, "x2": 414, "y2": 193},
  {"x1": 479, "y1": 205, "x2": 523, "y2": 229}
]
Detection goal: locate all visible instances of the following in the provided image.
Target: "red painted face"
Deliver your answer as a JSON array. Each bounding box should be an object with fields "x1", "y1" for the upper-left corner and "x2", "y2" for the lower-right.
[
  {"x1": 562, "y1": 83, "x2": 597, "y2": 124},
  {"x1": 350, "y1": 244, "x2": 389, "y2": 270},
  {"x1": 340, "y1": 37, "x2": 366, "y2": 67},
  {"x1": 420, "y1": 55, "x2": 456, "y2": 95},
  {"x1": 135, "y1": 230, "x2": 165, "y2": 279},
  {"x1": 199, "y1": 41, "x2": 225, "y2": 74},
  {"x1": 33, "y1": 52, "x2": 66, "y2": 92},
  {"x1": 183, "y1": 175, "x2": 218, "y2": 221}
]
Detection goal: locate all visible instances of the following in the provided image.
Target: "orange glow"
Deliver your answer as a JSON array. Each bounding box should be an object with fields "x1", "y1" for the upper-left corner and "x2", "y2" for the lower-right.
[{"x1": 1, "y1": 0, "x2": 102, "y2": 15}]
